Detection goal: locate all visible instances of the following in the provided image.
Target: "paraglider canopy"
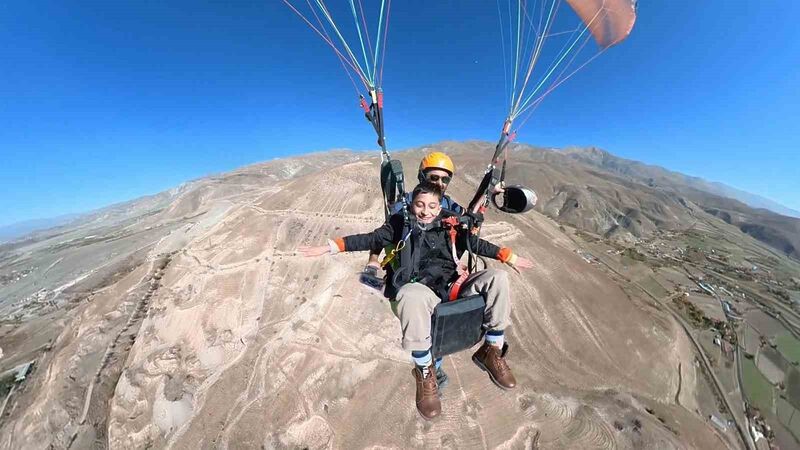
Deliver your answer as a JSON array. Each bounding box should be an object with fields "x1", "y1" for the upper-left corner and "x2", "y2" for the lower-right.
[
  {"x1": 566, "y1": 0, "x2": 637, "y2": 48},
  {"x1": 468, "y1": 0, "x2": 637, "y2": 219},
  {"x1": 495, "y1": 0, "x2": 638, "y2": 129}
]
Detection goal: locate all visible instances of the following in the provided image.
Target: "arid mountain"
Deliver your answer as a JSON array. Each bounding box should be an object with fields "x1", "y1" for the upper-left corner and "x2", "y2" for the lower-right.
[
  {"x1": 692, "y1": 192, "x2": 800, "y2": 260},
  {"x1": 560, "y1": 147, "x2": 800, "y2": 260},
  {"x1": 0, "y1": 214, "x2": 82, "y2": 244},
  {"x1": 562, "y1": 147, "x2": 800, "y2": 218},
  {"x1": 2, "y1": 142, "x2": 776, "y2": 449}
]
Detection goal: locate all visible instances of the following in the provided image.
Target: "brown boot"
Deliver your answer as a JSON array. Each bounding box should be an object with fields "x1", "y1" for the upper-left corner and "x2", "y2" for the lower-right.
[
  {"x1": 412, "y1": 363, "x2": 441, "y2": 420},
  {"x1": 472, "y1": 342, "x2": 517, "y2": 390}
]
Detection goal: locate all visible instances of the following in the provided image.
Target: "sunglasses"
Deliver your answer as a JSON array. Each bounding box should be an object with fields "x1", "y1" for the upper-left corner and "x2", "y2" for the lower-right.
[{"x1": 426, "y1": 174, "x2": 451, "y2": 184}]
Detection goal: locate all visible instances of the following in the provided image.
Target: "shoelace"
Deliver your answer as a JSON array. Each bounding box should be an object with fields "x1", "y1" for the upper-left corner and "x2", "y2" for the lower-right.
[
  {"x1": 419, "y1": 368, "x2": 439, "y2": 396},
  {"x1": 489, "y1": 349, "x2": 510, "y2": 375}
]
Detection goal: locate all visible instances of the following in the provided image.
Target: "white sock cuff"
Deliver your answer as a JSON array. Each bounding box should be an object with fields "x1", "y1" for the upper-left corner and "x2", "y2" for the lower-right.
[
  {"x1": 485, "y1": 333, "x2": 504, "y2": 347},
  {"x1": 412, "y1": 351, "x2": 433, "y2": 367}
]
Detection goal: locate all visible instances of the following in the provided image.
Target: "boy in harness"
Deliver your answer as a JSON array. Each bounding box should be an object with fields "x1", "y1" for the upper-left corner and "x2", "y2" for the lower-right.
[
  {"x1": 300, "y1": 182, "x2": 533, "y2": 420},
  {"x1": 360, "y1": 151, "x2": 504, "y2": 287},
  {"x1": 359, "y1": 151, "x2": 465, "y2": 288}
]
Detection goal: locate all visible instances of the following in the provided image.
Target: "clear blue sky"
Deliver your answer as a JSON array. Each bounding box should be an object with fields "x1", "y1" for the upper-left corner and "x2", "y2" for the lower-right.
[{"x1": 2, "y1": 1, "x2": 798, "y2": 227}]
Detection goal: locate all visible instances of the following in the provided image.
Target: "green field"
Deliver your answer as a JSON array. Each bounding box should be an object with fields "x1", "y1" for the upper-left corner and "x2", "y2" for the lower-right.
[
  {"x1": 776, "y1": 334, "x2": 800, "y2": 365},
  {"x1": 786, "y1": 368, "x2": 800, "y2": 409},
  {"x1": 638, "y1": 275, "x2": 670, "y2": 299},
  {"x1": 777, "y1": 396, "x2": 800, "y2": 442},
  {"x1": 778, "y1": 396, "x2": 794, "y2": 425},
  {"x1": 742, "y1": 357, "x2": 775, "y2": 413}
]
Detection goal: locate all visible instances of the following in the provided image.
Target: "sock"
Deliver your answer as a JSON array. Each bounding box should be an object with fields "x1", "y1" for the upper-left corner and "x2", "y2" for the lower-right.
[
  {"x1": 412, "y1": 350, "x2": 433, "y2": 376},
  {"x1": 485, "y1": 329, "x2": 504, "y2": 348},
  {"x1": 434, "y1": 357, "x2": 443, "y2": 371}
]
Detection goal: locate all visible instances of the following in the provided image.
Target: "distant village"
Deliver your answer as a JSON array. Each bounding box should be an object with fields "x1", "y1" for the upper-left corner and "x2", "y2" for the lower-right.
[{"x1": 573, "y1": 226, "x2": 800, "y2": 450}]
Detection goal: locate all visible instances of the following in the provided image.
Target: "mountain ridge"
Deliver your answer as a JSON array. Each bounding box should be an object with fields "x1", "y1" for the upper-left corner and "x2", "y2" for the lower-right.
[
  {"x1": 562, "y1": 146, "x2": 800, "y2": 218},
  {"x1": 5, "y1": 143, "x2": 796, "y2": 245}
]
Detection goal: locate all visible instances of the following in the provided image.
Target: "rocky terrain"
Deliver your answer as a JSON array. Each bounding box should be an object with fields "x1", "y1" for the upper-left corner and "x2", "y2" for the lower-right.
[
  {"x1": 560, "y1": 147, "x2": 800, "y2": 260},
  {"x1": 3, "y1": 141, "x2": 795, "y2": 449}
]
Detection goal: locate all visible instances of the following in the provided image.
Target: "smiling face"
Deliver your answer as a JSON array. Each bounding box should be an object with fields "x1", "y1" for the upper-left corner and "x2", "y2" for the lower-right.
[{"x1": 411, "y1": 192, "x2": 441, "y2": 224}]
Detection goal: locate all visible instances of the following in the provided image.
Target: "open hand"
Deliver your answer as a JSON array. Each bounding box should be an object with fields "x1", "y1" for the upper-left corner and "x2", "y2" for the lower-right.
[
  {"x1": 514, "y1": 257, "x2": 534, "y2": 270},
  {"x1": 298, "y1": 245, "x2": 330, "y2": 257}
]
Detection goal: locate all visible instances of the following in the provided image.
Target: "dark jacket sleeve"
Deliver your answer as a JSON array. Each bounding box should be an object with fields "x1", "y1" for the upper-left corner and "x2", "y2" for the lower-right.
[
  {"x1": 472, "y1": 235, "x2": 502, "y2": 259},
  {"x1": 342, "y1": 214, "x2": 402, "y2": 252},
  {"x1": 457, "y1": 232, "x2": 502, "y2": 259}
]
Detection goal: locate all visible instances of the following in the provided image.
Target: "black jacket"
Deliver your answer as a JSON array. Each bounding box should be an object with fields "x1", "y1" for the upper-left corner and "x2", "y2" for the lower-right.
[{"x1": 342, "y1": 213, "x2": 503, "y2": 299}]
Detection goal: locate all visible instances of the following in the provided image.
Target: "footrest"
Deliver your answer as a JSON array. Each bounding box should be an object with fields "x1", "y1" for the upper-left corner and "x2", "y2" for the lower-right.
[
  {"x1": 430, "y1": 294, "x2": 485, "y2": 357},
  {"x1": 359, "y1": 270, "x2": 385, "y2": 290}
]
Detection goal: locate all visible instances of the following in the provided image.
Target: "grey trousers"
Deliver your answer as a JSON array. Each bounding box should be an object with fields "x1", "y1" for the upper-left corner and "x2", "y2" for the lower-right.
[{"x1": 394, "y1": 268, "x2": 512, "y2": 352}]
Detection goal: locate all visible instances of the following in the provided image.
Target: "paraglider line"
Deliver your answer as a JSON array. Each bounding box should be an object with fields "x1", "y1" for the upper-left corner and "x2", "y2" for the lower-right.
[
  {"x1": 304, "y1": 0, "x2": 363, "y2": 95},
  {"x1": 542, "y1": 27, "x2": 585, "y2": 39},
  {"x1": 314, "y1": 1, "x2": 362, "y2": 64},
  {"x1": 313, "y1": 0, "x2": 373, "y2": 86},
  {"x1": 511, "y1": 0, "x2": 552, "y2": 115},
  {"x1": 372, "y1": 0, "x2": 387, "y2": 87},
  {"x1": 522, "y1": 15, "x2": 586, "y2": 104},
  {"x1": 516, "y1": 0, "x2": 548, "y2": 89},
  {"x1": 514, "y1": 4, "x2": 601, "y2": 117},
  {"x1": 347, "y1": 0, "x2": 374, "y2": 83},
  {"x1": 356, "y1": 0, "x2": 375, "y2": 64},
  {"x1": 511, "y1": 0, "x2": 523, "y2": 103},
  {"x1": 517, "y1": 0, "x2": 538, "y2": 85},
  {"x1": 511, "y1": 0, "x2": 559, "y2": 118},
  {"x1": 506, "y1": 0, "x2": 515, "y2": 103},
  {"x1": 283, "y1": 0, "x2": 370, "y2": 89},
  {"x1": 496, "y1": 0, "x2": 510, "y2": 112},
  {"x1": 516, "y1": 48, "x2": 606, "y2": 126},
  {"x1": 378, "y1": 0, "x2": 391, "y2": 87},
  {"x1": 537, "y1": 0, "x2": 548, "y2": 40},
  {"x1": 519, "y1": 0, "x2": 542, "y2": 38}
]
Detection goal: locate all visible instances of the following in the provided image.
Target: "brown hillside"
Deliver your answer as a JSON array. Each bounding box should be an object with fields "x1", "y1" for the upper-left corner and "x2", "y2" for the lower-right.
[{"x1": 0, "y1": 146, "x2": 738, "y2": 449}]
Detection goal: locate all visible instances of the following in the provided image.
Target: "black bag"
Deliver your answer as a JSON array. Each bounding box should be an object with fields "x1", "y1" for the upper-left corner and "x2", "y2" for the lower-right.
[{"x1": 430, "y1": 294, "x2": 486, "y2": 357}]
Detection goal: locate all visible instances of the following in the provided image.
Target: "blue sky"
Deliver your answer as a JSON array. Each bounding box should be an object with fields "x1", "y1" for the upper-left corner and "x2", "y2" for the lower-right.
[{"x1": 2, "y1": 1, "x2": 798, "y2": 227}]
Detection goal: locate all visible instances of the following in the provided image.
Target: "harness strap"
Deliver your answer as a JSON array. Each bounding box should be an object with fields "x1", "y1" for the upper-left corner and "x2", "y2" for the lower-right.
[
  {"x1": 359, "y1": 96, "x2": 370, "y2": 114},
  {"x1": 441, "y1": 216, "x2": 469, "y2": 301},
  {"x1": 467, "y1": 119, "x2": 517, "y2": 223},
  {"x1": 380, "y1": 228, "x2": 412, "y2": 269},
  {"x1": 448, "y1": 272, "x2": 470, "y2": 301}
]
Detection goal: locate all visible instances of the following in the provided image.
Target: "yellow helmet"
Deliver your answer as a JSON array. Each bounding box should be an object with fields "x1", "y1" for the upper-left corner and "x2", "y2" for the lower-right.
[{"x1": 419, "y1": 152, "x2": 455, "y2": 175}]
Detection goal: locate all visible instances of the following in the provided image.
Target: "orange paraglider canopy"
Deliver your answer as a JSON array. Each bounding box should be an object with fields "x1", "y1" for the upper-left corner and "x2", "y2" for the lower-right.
[{"x1": 566, "y1": 0, "x2": 637, "y2": 48}]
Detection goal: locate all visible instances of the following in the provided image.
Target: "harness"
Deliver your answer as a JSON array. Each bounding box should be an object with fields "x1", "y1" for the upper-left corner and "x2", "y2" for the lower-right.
[
  {"x1": 464, "y1": 119, "x2": 518, "y2": 272},
  {"x1": 441, "y1": 216, "x2": 470, "y2": 301},
  {"x1": 467, "y1": 120, "x2": 516, "y2": 225},
  {"x1": 380, "y1": 228, "x2": 411, "y2": 269},
  {"x1": 360, "y1": 89, "x2": 416, "y2": 295},
  {"x1": 361, "y1": 89, "x2": 409, "y2": 222}
]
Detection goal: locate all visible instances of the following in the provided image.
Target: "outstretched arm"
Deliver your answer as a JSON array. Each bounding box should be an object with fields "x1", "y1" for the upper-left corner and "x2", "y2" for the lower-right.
[
  {"x1": 493, "y1": 246, "x2": 534, "y2": 272},
  {"x1": 465, "y1": 234, "x2": 534, "y2": 271},
  {"x1": 298, "y1": 242, "x2": 338, "y2": 258},
  {"x1": 298, "y1": 215, "x2": 400, "y2": 258}
]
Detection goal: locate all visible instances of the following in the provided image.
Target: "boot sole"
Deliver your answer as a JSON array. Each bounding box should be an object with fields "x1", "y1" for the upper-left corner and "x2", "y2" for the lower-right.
[
  {"x1": 472, "y1": 355, "x2": 513, "y2": 391},
  {"x1": 416, "y1": 408, "x2": 441, "y2": 421}
]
